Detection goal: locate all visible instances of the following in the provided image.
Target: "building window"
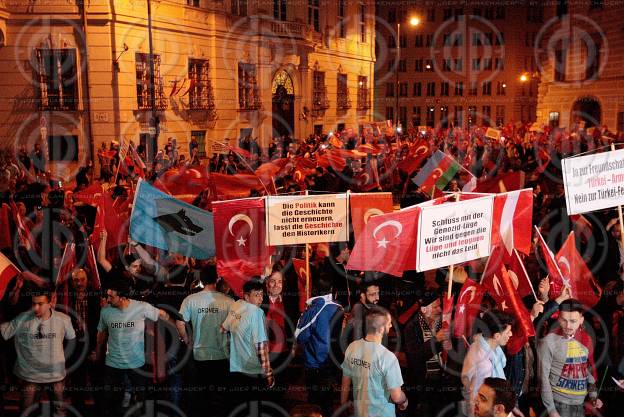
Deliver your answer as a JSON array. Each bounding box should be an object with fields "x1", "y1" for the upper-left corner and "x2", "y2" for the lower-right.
[
  {"x1": 386, "y1": 107, "x2": 394, "y2": 122},
  {"x1": 468, "y1": 106, "x2": 477, "y2": 126},
  {"x1": 400, "y1": 35, "x2": 407, "y2": 48},
  {"x1": 555, "y1": 41, "x2": 567, "y2": 82},
  {"x1": 454, "y1": 59, "x2": 463, "y2": 71},
  {"x1": 426, "y1": 106, "x2": 435, "y2": 127},
  {"x1": 455, "y1": 8, "x2": 464, "y2": 21},
  {"x1": 496, "y1": 32, "x2": 504, "y2": 45},
  {"x1": 426, "y1": 34, "x2": 433, "y2": 47},
  {"x1": 440, "y1": 106, "x2": 449, "y2": 128},
  {"x1": 136, "y1": 52, "x2": 167, "y2": 110},
  {"x1": 385, "y1": 82, "x2": 394, "y2": 97},
  {"x1": 188, "y1": 59, "x2": 215, "y2": 111},
  {"x1": 413, "y1": 82, "x2": 422, "y2": 97},
  {"x1": 399, "y1": 82, "x2": 408, "y2": 97},
  {"x1": 549, "y1": 111, "x2": 560, "y2": 127},
  {"x1": 443, "y1": 33, "x2": 451, "y2": 46},
  {"x1": 484, "y1": 7, "x2": 493, "y2": 20},
  {"x1": 274, "y1": 0, "x2": 286, "y2": 21},
  {"x1": 482, "y1": 81, "x2": 492, "y2": 95},
  {"x1": 415, "y1": 59, "x2": 423, "y2": 72},
  {"x1": 398, "y1": 60, "x2": 407, "y2": 72},
  {"x1": 412, "y1": 106, "x2": 421, "y2": 126},
  {"x1": 482, "y1": 106, "x2": 491, "y2": 126},
  {"x1": 35, "y1": 48, "x2": 78, "y2": 111},
  {"x1": 388, "y1": 7, "x2": 396, "y2": 23},
  {"x1": 454, "y1": 34, "x2": 463, "y2": 46},
  {"x1": 415, "y1": 35, "x2": 424, "y2": 47},
  {"x1": 527, "y1": 7, "x2": 543, "y2": 22},
  {"x1": 590, "y1": 0, "x2": 603, "y2": 10},
  {"x1": 399, "y1": 106, "x2": 407, "y2": 127},
  {"x1": 191, "y1": 130, "x2": 207, "y2": 158},
  {"x1": 484, "y1": 58, "x2": 492, "y2": 70},
  {"x1": 337, "y1": 73, "x2": 351, "y2": 110},
  {"x1": 472, "y1": 58, "x2": 481, "y2": 71},
  {"x1": 495, "y1": 7, "x2": 505, "y2": 19},
  {"x1": 232, "y1": 0, "x2": 247, "y2": 16},
  {"x1": 48, "y1": 135, "x2": 78, "y2": 162},
  {"x1": 359, "y1": 2, "x2": 366, "y2": 42},
  {"x1": 496, "y1": 81, "x2": 506, "y2": 96},
  {"x1": 443, "y1": 8, "x2": 452, "y2": 21},
  {"x1": 495, "y1": 58, "x2": 504, "y2": 70},
  {"x1": 337, "y1": 0, "x2": 346, "y2": 38},
  {"x1": 238, "y1": 63, "x2": 260, "y2": 110},
  {"x1": 484, "y1": 32, "x2": 493, "y2": 46},
  {"x1": 472, "y1": 33, "x2": 481, "y2": 46},
  {"x1": 495, "y1": 105, "x2": 505, "y2": 126},
  {"x1": 473, "y1": 8, "x2": 481, "y2": 17},
  {"x1": 187, "y1": 0, "x2": 200, "y2": 7},
  {"x1": 617, "y1": 112, "x2": 624, "y2": 132},
  {"x1": 557, "y1": 0, "x2": 568, "y2": 18},
  {"x1": 469, "y1": 81, "x2": 477, "y2": 96},
  {"x1": 441, "y1": 82, "x2": 449, "y2": 96},
  {"x1": 308, "y1": 0, "x2": 320, "y2": 31},
  {"x1": 427, "y1": 9, "x2": 435, "y2": 22},
  {"x1": 357, "y1": 76, "x2": 369, "y2": 110},
  {"x1": 426, "y1": 82, "x2": 435, "y2": 96},
  {"x1": 454, "y1": 82, "x2": 464, "y2": 96},
  {"x1": 389, "y1": 35, "x2": 396, "y2": 49},
  {"x1": 454, "y1": 106, "x2": 463, "y2": 127},
  {"x1": 312, "y1": 71, "x2": 328, "y2": 112},
  {"x1": 443, "y1": 59, "x2": 452, "y2": 71},
  {"x1": 425, "y1": 59, "x2": 434, "y2": 71},
  {"x1": 586, "y1": 39, "x2": 600, "y2": 80}
]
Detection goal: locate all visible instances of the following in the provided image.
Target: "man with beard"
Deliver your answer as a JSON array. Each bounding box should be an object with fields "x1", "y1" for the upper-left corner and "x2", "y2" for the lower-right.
[
  {"x1": 473, "y1": 378, "x2": 517, "y2": 417},
  {"x1": 340, "y1": 306, "x2": 408, "y2": 417},
  {"x1": 343, "y1": 281, "x2": 380, "y2": 344}
]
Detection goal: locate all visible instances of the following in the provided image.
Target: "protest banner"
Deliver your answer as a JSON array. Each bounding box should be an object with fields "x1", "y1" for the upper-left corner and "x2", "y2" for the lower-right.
[
  {"x1": 562, "y1": 148, "x2": 624, "y2": 215},
  {"x1": 416, "y1": 195, "x2": 494, "y2": 271},
  {"x1": 266, "y1": 194, "x2": 349, "y2": 246}
]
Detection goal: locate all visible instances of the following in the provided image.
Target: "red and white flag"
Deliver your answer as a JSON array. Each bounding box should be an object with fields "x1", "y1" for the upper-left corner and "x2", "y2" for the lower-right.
[
  {"x1": 453, "y1": 278, "x2": 485, "y2": 338},
  {"x1": 491, "y1": 189, "x2": 533, "y2": 257},
  {"x1": 292, "y1": 258, "x2": 308, "y2": 313},
  {"x1": 0, "y1": 203, "x2": 12, "y2": 250},
  {"x1": 212, "y1": 197, "x2": 270, "y2": 297},
  {"x1": 554, "y1": 232, "x2": 602, "y2": 308},
  {"x1": 508, "y1": 249, "x2": 535, "y2": 299},
  {"x1": 55, "y1": 243, "x2": 76, "y2": 309},
  {"x1": 349, "y1": 192, "x2": 394, "y2": 241},
  {"x1": 0, "y1": 252, "x2": 20, "y2": 300},
  {"x1": 534, "y1": 226, "x2": 565, "y2": 289},
  {"x1": 346, "y1": 207, "x2": 419, "y2": 277}
]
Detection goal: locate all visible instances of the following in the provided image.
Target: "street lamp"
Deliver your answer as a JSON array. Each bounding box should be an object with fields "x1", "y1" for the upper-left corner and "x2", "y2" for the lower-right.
[{"x1": 395, "y1": 16, "x2": 420, "y2": 129}]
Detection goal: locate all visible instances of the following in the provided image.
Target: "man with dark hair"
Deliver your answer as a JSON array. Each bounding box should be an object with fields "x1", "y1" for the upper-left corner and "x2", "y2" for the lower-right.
[
  {"x1": 221, "y1": 277, "x2": 273, "y2": 412},
  {"x1": 94, "y1": 279, "x2": 172, "y2": 417},
  {"x1": 538, "y1": 299, "x2": 603, "y2": 417},
  {"x1": 462, "y1": 310, "x2": 515, "y2": 412},
  {"x1": 474, "y1": 378, "x2": 517, "y2": 417},
  {"x1": 343, "y1": 280, "x2": 380, "y2": 344},
  {"x1": 341, "y1": 306, "x2": 407, "y2": 417},
  {"x1": 295, "y1": 272, "x2": 343, "y2": 417},
  {"x1": 177, "y1": 264, "x2": 233, "y2": 417},
  {"x1": 1, "y1": 286, "x2": 76, "y2": 416}
]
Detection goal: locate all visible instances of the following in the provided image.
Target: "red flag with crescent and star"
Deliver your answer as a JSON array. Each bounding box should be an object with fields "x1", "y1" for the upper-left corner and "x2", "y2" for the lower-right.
[
  {"x1": 453, "y1": 278, "x2": 485, "y2": 338},
  {"x1": 212, "y1": 197, "x2": 271, "y2": 297},
  {"x1": 349, "y1": 192, "x2": 394, "y2": 241},
  {"x1": 397, "y1": 138, "x2": 430, "y2": 175},
  {"x1": 491, "y1": 189, "x2": 533, "y2": 258},
  {"x1": 553, "y1": 231, "x2": 602, "y2": 308},
  {"x1": 534, "y1": 226, "x2": 566, "y2": 297},
  {"x1": 292, "y1": 258, "x2": 308, "y2": 313},
  {"x1": 346, "y1": 207, "x2": 419, "y2": 277}
]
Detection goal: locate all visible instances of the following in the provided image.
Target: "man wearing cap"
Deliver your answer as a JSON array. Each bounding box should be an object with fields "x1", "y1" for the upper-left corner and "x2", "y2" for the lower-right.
[{"x1": 404, "y1": 288, "x2": 457, "y2": 417}]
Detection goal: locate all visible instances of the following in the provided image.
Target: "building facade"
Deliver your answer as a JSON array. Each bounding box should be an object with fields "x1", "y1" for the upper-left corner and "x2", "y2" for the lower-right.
[
  {"x1": 0, "y1": 0, "x2": 375, "y2": 179},
  {"x1": 535, "y1": 1, "x2": 624, "y2": 131},
  {"x1": 373, "y1": 1, "x2": 541, "y2": 130}
]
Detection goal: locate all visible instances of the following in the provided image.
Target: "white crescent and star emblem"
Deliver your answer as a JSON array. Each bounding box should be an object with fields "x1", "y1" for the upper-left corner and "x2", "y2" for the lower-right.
[
  {"x1": 228, "y1": 214, "x2": 253, "y2": 246},
  {"x1": 459, "y1": 286, "x2": 477, "y2": 304},
  {"x1": 414, "y1": 145, "x2": 428, "y2": 155},
  {"x1": 508, "y1": 270, "x2": 520, "y2": 290},
  {"x1": 558, "y1": 256, "x2": 571, "y2": 278},
  {"x1": 492, "y1": 274, "x2": 503, "y2": 297},
  {"x1": 298, "y1": 267, "x2": 308, "y2": 279},
  {"x1": 363, "y1": 208, "x2": 385, "y2": 224},
  {"x1": 501, "y1": 300, "x2": 508, "y2": 311},
  {"x1": 372, "y1": 220, "x2": 403, "y2": 248}
]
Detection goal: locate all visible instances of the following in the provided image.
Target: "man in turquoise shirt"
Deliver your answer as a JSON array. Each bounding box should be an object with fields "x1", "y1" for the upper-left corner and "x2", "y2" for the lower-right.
[
  {"x1": 341, "y1": 306, "x2": 408, "y2": 417},
  {"x1": 95, "y1": 278, "x2": 171, "y2": 417},
  {"x1": 177, "y1": 265, "x2": 233, "y2": 417}
]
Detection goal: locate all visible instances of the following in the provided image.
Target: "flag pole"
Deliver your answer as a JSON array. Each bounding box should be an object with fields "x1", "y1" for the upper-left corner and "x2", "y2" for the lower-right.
[
  {"x1": 447, "y1": 192, "x2": 460, "y2": 299},
  {"x1": 305, "y1": 189, "x2": 311, "y2": 301},
  {"x1": 514, "y1": 248, "x2": 539, "y2": 302},
  {"x1": 610, "y1": 143, "x2": 624, "y2": 249}
]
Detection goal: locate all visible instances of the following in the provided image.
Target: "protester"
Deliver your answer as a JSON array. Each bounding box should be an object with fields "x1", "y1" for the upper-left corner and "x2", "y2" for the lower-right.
[
  {"x1": 343, "y1": 280, "x2": 380, "y2": 344},
  {"x1": 474, "y1": 378, "x2": 517, "y2": 417}
]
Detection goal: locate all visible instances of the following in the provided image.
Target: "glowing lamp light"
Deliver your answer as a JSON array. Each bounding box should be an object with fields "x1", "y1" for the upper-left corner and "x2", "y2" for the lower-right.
[
  {"x1": 520, "y1": 74, "x2": 528, "y2": 82},
  {"x1": 410, "y1": 17, "x2": 420, "y2": 26}
]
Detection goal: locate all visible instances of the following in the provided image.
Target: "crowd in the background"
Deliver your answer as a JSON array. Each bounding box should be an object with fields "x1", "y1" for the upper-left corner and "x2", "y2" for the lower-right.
[{"x1": 0, "y1": 122, "x2": 624, "y2": 417}]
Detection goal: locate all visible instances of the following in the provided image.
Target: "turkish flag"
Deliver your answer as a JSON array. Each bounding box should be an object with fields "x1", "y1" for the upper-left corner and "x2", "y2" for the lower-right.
[
  {"x1": 508, "y1": 249, "x2": 534, "y2": 299},
  {"x1": 292, "y1": 258, "x2": 308, "y2": 312},
  {"x1": 397, "y1": 139, "x2": 430, "y2": 175},
  {"x1": 485, "y1": 264, "x2": 536, "y2": 355},
  {"x1": 73, "y1": 183, "x2": 104, "y2": 205},
  {"x1": 0, "y1": 203, "x2": 12, "y2": 250},
  {"x1": 86, "y1": 244, "x2": 101, "y2": 290},
  {"x1": 317, "y1": 150, "x2": 348, "y2": 172},
  {"x1": 212, "y1": 197, "x2": 270, "y2": 297},
  {"x1": 491, "y1": 189, "x2": 533, "y2": 257},
  {"x1": 346, "y1": 207, "x2": 419, "y2": 277},
  {"x1": 349, "y1": 192, "x2": 394, "y2": 240},
  {"x1": 554, "y1": 232, "x2": 602, "y2": 308},
  {"x1": 474, "y1": 171, "x2": 526, "y2": 193},
  {"x1": 92, "y1": 191, "x2": 129, "y2": 251},
  {"x1": 9, "y1": 201, "x2": 35, "y2": 250},
  {"x1": 453, "y1": 278, "x2": 485, "y2": 338},
  {"x1": 441, "y1": 294, "x2": 454, "y2": 364},
  {"x1": 534, "y1": 226, "x2": 565, "y2": 293},
  {"x1": 55, "y1": 243, "x2": 76, "y2": 309},
  {"x1": 0, "y1": 252, "x2": 20, "y2": 300},
  {"x1": 210, "y1": 173, "x2": 267, "y2": 199}
]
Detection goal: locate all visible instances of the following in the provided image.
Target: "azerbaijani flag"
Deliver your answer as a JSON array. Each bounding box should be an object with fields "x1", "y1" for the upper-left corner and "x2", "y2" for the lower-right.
[{"x1": 412, "y1": 150, "x2": 460, "y2": 196}]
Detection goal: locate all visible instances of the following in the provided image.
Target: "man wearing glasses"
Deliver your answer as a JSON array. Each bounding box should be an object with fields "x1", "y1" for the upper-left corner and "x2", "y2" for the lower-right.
[
  {"x1": 93, "y1": 278, "x2": 172, "y2": 417},
  {"x1": 1, "y1": 286, "x2": 76, "y2": 416}
]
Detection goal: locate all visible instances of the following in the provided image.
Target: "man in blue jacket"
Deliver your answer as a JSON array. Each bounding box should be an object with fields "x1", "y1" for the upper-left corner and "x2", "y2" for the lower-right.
[{"x1": 295, "y1": 272, "x2": 344, "y2": 417}]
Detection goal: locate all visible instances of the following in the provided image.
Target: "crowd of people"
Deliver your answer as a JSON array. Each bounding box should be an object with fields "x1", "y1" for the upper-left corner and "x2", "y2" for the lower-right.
[{"x1": 0, "y1": 121, "x2": 624, "y2": 417}]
